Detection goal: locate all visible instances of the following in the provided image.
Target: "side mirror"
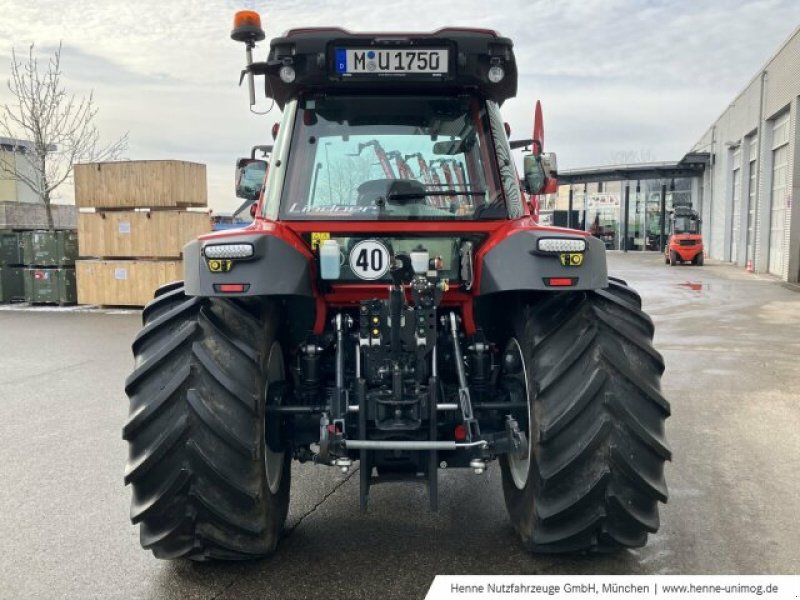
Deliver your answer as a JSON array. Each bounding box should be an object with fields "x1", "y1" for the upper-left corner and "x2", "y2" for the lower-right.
[
  {"x1": 523, "y1": 152, "x2": 558, "y2": 195},
  {"x1": 541, "y1": 152, "x2": 557, "y2": 179},
  {"x1": 432, "y1": 140, "x2": 464, "y2": 155},
  {"x1": 235, "y1": 158, "x2": 268, "y2": 201}
]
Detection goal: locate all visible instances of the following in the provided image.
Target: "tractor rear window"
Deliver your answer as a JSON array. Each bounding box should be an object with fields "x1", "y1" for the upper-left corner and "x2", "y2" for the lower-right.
[{"x1": 278, "y1": 95, "x2": 505, "y2": 220}]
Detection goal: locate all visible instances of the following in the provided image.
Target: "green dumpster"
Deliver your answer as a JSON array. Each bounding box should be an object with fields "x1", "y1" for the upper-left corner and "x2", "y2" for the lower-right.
[
  {"x1": 0, "y1": 231, "x2": 24, "y2": 266},
  {"x1": 22, "y1": 230, "x2": 78, "y2": 267},
  {"x1": 23, "y1": 267, "x2": 76, "y2": 305},
  {"x1": 0, "y1": 266, "x2": 25, "y2": 302}
]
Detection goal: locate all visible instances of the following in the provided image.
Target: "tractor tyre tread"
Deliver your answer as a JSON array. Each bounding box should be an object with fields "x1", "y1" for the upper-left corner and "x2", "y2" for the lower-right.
[
  {"x1": 500, "y1": 280, "x2": 670, "y2": 553},
  {"x1": 124, "y1": 283, "x2": 289, "y2": 561}
]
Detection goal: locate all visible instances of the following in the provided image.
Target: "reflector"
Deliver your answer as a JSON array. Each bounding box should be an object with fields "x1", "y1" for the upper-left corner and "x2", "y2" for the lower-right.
[
  {"x1": 546, "y1": 278, "x2": 576, "y2": 287},
  {"x1": 214, "y1": 283, "x2": 249, "y2": 293}
]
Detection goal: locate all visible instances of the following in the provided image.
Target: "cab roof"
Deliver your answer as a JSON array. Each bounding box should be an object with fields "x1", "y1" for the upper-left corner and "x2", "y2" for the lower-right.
[
  {"x1": 282, "y1": 26, "x2": 502, "y2": 37},
  {"x1": 248, "y1": 27, "x2": 517, "y2": 108}
]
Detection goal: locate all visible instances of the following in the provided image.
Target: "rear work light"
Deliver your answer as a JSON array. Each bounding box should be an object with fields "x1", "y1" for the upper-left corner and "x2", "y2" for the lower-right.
[
  {"x1": 488, "y1": 65, "x2": 505, "y2": 83},
  {"x1": 537, "y1": 238, "x2": 587, "y2": 253},
  {"x1": 279, "y1": 65, "x2": 296, "y2": 83},
  {"x1": 203, "y1": 243, "x2": 254, "y2": 259}
]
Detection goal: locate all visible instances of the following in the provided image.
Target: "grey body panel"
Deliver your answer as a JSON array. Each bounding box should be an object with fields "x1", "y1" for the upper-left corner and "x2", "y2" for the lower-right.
[
  {"x1": 479, "y1": 230, "x2": 607, "y2": 294},
  {"x1": 183, "y1": 232, "x2": 313, "y2": 297}
]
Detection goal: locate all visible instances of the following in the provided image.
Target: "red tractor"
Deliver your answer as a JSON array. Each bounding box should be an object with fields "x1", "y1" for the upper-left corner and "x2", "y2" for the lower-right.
[
  {"x1": 665, "y1": 205, "x2": 704, "y2": 266},
  {"x1": 123, "y1": 11, "x2": 670, "y2": 561}
]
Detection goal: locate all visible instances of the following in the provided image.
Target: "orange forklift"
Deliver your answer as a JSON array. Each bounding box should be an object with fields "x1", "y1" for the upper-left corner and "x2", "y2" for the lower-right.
[{"x1": 665, "y1": 205, "x2": 704, "y2": 266}]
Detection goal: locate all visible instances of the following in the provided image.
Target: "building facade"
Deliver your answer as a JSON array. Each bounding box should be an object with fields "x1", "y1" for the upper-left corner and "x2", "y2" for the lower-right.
[
  {"x1": 0, "y1": 137, "x2": 39, "y2": 204},
  {"x1": 551, "y1": 176, "x2": 694, "y2": 252},
  {"x1": 693, "y1": 26, "x2": 800, "y2": 282}
]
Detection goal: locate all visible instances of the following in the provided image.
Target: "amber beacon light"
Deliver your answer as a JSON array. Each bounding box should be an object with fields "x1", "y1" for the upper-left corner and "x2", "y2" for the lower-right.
[
  {"x1": 231, "y1": 10, "x2": 266, "y2": 107},
  {"x1": 231, "y1": 10, "x2": 265, "y2": 42}
]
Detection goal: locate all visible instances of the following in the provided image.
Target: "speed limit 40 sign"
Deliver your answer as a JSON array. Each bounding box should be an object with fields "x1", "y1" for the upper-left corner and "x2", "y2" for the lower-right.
[{"x1": 349, "y1": 239, "x2": 390, "y2": 280}]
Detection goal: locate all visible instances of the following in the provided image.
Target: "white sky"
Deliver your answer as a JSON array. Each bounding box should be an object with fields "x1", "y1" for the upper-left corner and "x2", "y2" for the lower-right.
[{"x1": 1, "y1": 0, "x2": 798, "y2": 212}]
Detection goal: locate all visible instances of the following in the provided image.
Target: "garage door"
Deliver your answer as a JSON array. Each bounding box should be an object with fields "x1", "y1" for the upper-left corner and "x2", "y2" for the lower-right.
[
  {"x1": 746, "y1": 142, "x2": 757, "y2": 267},
  {"x1": 730, "y1": 147, "x2": 741, "y2": 264},
  {"x1": 768, "y1": 113, "x2": 790, "y2": 277}
]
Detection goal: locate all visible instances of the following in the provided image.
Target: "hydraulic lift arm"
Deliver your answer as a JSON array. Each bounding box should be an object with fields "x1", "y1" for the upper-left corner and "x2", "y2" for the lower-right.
[
  {"x1": 357, "y1": 140, "x2": 397, "y2": 179},
  {"x1": 386, "y1": 151, "x2": 415, "y2": 179}
]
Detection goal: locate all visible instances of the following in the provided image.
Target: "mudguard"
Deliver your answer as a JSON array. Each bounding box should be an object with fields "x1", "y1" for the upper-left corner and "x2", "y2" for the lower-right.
[
  {"x1": 183, "y1": 232, "x2": 313, "y2": 297},
  {"x1": 478, "y1": 230, "x2": 608, "y2": 294}
]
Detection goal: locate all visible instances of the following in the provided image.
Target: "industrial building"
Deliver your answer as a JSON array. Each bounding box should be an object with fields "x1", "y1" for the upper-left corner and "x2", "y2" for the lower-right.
[
  {"x1": 693, "y1": 25, "x2": 799, "y2": 282},
  {"x1": 555, "y1": 25, "x2": 799, "y2": 283}
]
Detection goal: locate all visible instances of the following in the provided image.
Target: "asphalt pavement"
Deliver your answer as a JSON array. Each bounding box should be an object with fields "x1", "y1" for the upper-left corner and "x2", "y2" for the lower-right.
[{"x1": 1, "y1": 252, "x2": 799, "y2": 599}]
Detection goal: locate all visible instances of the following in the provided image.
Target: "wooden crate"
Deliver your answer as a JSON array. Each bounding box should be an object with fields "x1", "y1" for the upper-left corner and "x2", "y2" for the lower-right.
[
  {"x1": 76, "y1": 259, "x2": 182, "y2": 306},
  {"x1": 78, "y1": 210, "x2": 209, "y2": 258},
  {"x1": 74, "y1": 160, "x2": 207, "y2": 209}
]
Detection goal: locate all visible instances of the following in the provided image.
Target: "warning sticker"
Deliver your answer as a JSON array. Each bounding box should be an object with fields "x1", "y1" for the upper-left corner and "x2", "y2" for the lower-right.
[
  {"x1": 559, "y1": 253, "x2": 584, "y2": 267},
  {"x1": 207, "y1": 259, "x2": 233, "y2": 273},
  {"x1": 118, "y1": 221, "x2": 131, "y2": 234},
  {"x1": 310, "y1": 232, "x2": 331, "y2": 250},
  {"x1": 114, "y1": 268, "x2": 128, "y2": 280}
]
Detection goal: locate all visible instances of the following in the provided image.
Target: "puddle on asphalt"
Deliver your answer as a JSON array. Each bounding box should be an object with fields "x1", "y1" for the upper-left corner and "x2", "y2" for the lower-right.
[{"x1": 676, "y1": 281, "x2": 708, "y2": 292}]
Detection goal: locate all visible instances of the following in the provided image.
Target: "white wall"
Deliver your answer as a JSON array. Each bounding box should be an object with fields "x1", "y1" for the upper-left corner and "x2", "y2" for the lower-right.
[{"x1": 691, "y1": 26, "x2": 800, "y2": 282}]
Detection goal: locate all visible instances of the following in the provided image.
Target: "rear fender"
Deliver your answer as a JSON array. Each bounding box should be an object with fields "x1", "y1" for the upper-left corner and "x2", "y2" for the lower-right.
[
  {"x1": 183, "y1": 231, "x2": 314, "y2": 297},
  {"x1": 477, "y1": 230, "x2": 607, "y2": 294}
]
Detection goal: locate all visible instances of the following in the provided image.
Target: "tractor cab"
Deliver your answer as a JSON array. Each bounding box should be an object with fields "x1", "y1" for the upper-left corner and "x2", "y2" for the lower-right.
[
  {"x1": 228, "y1": 17, "x2": 562, "y2": 225},
  {"x1": 666, "y1": 205, "x2": 704, "y2": 266}
]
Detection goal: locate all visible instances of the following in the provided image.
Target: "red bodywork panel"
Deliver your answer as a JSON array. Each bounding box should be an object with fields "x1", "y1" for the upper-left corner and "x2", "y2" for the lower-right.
[
  {"x1": 199, "y1": 216, "x2": 589, "y2": 336},
  {"x1": 667, "y1": 234, "x2": 704, "y2": 262}
]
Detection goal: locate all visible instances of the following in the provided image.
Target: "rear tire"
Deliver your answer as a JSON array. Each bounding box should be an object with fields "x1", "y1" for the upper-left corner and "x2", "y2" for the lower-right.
[
  {"x1": 669, "y1": 251, "x2": 677, "y2": 266},
  {"x1": 696, "y1": 253, "x2": 704, "y2": 266},
  {"x1": 499, "y1": 280, "x2": 670, "y2": 553},
  {"x1": 123, "y1": 283, "x2": 290, "y2": 560}
]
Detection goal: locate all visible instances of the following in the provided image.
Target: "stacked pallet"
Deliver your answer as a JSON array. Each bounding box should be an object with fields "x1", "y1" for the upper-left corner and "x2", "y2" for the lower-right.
[
  {"x1": 74, "y1": 160, "x2": 210, "y2": 307},
  {"x1": 23, "y1": 230, "x2": 78, "y2": 305},
  {"x1": 1, "y1": 228, "x2": 78, "y2": 305},
  {"x1": 0, "y1": 231, "x2": 24, "y2": 303}
]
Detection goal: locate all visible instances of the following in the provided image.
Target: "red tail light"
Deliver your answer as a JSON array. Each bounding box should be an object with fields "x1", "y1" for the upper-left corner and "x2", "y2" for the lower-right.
[
  {"x1": 545, "y1": 278, "x2": 576, "y2": 287},
  {"x1": 214, "y1": 283, "x2": 250, "y2": 293}
]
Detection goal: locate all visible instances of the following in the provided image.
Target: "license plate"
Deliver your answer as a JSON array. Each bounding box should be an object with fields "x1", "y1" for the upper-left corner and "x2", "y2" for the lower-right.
[{"x1": 335, "y1": 48, "x2": 448, "y2": 75}]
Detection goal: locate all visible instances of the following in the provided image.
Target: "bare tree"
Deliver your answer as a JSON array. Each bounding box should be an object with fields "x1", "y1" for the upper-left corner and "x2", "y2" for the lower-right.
[{"x1": 0, "y1": 43, "x2": 128, "y2": 229}]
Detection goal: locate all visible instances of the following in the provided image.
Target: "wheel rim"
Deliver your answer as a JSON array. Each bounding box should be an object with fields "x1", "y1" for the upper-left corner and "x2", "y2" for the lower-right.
[
  {"x1": 505, "y1": 338, "x2": 533, "y2": 490},
  {"x1": 264, "y1": 341, "x2": 285, "y2": 494}
]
